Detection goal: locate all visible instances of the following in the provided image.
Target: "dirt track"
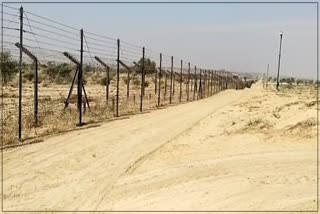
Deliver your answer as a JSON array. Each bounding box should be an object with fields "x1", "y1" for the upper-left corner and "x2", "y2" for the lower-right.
[{"x1": 3, "y1": 83, "x2": 317, "y2": 212}]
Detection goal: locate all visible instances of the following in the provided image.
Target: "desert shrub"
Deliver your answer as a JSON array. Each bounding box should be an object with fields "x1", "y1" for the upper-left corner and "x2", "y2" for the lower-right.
[
  {"x1": 131, "y1": 76, "x2": 148, "y2": 87},
  {"x1": 109, "y1": 69, "x2": 116, "y2": 79},
  {"x1": 296, "y1": 79, "x2": 303, "y2": 85},
  {"x1": 44, "y1": 62, "x2": 73, "y2": 84},
  {"x1": 98, "y1": 77, "x2": 107, "y2": 86},
  {"x1": 133, "y1": 78, "x2": 140, "y2": 86},
  {"x1": 280, "y1": 78, "x2": 286, "y2": 83},
  {"x1": 98, "y1": 75, "x2": 114, "y2": 86},
  {"x1": 1, "y1": 51, "x2": 19, "y2": 84},
  {"x1": 84, "y1": 63, "x2": 95, "y2": 73},
  {"x1": 283, "y1": 84, "x2": 294, "y2": 89},
  {"x1": 23, "y1": 70, "x2": 34, "y2": 81},
  {"x1": 123, "y1": 76, "x2": 129, "y2": 85},
  {"x1": 134, "y1": 57, "x2": 156, "y2": 74},
  {"x1": 247, "y1": 118, "x2": 263, "y2": 126},
  {"x1": 144, "y1": 80, "x2": 149, "y2": 87}
]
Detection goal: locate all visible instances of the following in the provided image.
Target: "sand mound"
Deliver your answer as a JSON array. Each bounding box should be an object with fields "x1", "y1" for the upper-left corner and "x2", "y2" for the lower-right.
[
  {"x1": 305, "y1": 100, "x2": 319, "y2": 107},
  {"x1": 247, "y1": 118, "x2": 272, "y2": 128},
  {"x1": 284, "y1": 118, "x2": 317, "y2": 138},
  {"x1": 288, "y1": 118, "x2": 317, "y2": 129}
]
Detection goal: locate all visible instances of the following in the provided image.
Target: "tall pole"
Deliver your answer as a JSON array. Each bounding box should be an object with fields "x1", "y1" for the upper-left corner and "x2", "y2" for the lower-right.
[
  {"x1": 78, "y1": 29, "x2": 83, "y2": 126},
  {"x1": 34, "y1": 59, "x2": 38, "y2": 126},
  {"x1": 116, "y1": 39, "x2": 120, "y2": 116},
  {"x1": 18, "y1": 6, "x2": 23, "y2": 141},
  {"x1": 266, "y1": 63, "x2": 269, "y2": 88},
  {"x1": 158, "y1": 53, "x2": 162, "y2": 106},
  {"x1": 170, "y1": 56, "x2": 173, "y2": 104},
  {"x1": 276, "y1": 31, "x2": 283, "y2": 90},
  {"x1": 140, "y1": 47, "x2": 145, "y2": 112}
]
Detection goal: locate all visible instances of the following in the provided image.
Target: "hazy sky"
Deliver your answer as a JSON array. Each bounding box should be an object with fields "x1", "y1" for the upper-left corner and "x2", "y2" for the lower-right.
[{"x1": 5, "y1": 1, "x2": 318, "y2": 79}]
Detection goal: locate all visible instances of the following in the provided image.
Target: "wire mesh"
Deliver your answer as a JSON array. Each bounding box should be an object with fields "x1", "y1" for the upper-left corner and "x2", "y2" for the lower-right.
[{"x1": 1, "y1": 5, "x2": 246, "y2": 145}]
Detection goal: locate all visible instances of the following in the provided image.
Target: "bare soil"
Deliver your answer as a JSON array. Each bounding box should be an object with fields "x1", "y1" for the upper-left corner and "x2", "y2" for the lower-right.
[{"x1": 2, "y1": 82, "x2": 317, "y2": 212}]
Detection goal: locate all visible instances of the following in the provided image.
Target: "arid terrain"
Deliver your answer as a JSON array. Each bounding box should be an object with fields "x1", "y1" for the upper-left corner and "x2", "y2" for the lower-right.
[
  {"x1": 2, "y1": 72, "x2": 202, "y2": 144},
  {"x1": 2, "y1": 81, "x2": 317, "y2": 212}
]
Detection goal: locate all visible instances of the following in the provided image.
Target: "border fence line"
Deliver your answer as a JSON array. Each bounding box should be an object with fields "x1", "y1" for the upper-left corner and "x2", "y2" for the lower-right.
[{"x1": 1, "y1": 5, "x2": 248, "y2": 144}]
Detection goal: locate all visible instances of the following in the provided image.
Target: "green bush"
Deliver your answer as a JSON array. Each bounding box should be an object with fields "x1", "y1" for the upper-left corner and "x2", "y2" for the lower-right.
[
  {"x1": 133, "y1": 57, "x2": 156, "y2": 74},
  {"x1": 45, "y1": 62, "x2": 73, "y2": 84}
]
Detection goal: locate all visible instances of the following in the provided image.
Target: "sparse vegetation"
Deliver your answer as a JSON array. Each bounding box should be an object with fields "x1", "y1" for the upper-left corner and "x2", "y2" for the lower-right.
[
  {"x1": 1, "y1": 50, "x2": 246, "y2": 145},
  {"x1": 134, "y1": 57, "x2": 156, "y2": 74},
  {"x1": 1, "y1": 51, "x2": 19, "y2": 83}
]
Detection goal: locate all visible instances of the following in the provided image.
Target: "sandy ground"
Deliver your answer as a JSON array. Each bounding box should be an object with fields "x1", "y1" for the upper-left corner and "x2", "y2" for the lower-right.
[{"x1": 2, "y1": 82, "x2": 317, "y2": 212}]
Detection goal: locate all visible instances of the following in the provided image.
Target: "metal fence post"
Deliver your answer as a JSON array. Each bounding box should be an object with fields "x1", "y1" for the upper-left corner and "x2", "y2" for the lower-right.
[
  {"x1": 78, "y1": 29, "x2": 84, "y2": 126},
  {"x1": 165, "y1": 73, "x2": 167, "y2": 98},
  {"x1": 140, "y1": 47, "x2": 145, "y2": 112},
  {"x1": 194, "y1": 66, "x2": 197, "y2": 100},
  {"x1": 106, "y1": 66, "x2": 109, "y2": 103},
  {"x1": 179, "y1": 60, "x2": 182, "y2": 102},
  {"x1": 116, "y1": 39, "x2": 120, "y2": 117},
  {"x1": 209, "y1": 71, "x2": 212, "y2": 95},
  {"x1": 223, "y1": 71, "x2": 225, "y2": 90},
  {"x1": 266, "y1": 63, "x2": 269, "y2": 89},
  {"x1": 211, "y1": 71, "x2": 213, "y2": 95},
  {"x1": 112, "y1": 96, "x2": 115, "y2": 116},
  {"x1": 155, "y1": 64, "x2": 157, "y2": 94},
  {"x1": 34, "y1": 58, "x2": 38, "y2": 125},
  {"x1": 206, "y1": 70, "x2": 209, "y2": 96},
  {"x1": 221, "y1": 71, "x2": 224, "y2": 91},
  {"x1": 170, "y1": 56, "x2": 173, "y2": 104},
  {"x1": 158, "y1": 53, "x2": 162, "y2": 107},
  {"x1": 173, "y1": 73, "x2": 175, "y2": 96},
  {"x1": 18, "y1": 6, "x2": 23, "y2": 141},
  {"x1": 215, "y1": 70, "x2": 218, "y2": 94},
  {"x1": 225, "y1": 72, "x2": 228, "y2": 89},
  {"x1": 187, "y1": 62, "x2": 190, "y2": 101},
  {"x1": 203, "y1": 70, "x2": 206, "y2": 97},
  {"x1": 199, "y1": 69, "x2": 202, "y2": 99},
  {"x1": 15, "y1": 44, "x2": 38, "y2": 128},
  {"x1": 209, "y1": 71, "x2": 211, "y2": 96},
  {"x1": 219, "y1": 71, "x2": 222, "y2": 92},
  {"x1": 127, "y1": 61, "x2": 130, "y2": 100}
]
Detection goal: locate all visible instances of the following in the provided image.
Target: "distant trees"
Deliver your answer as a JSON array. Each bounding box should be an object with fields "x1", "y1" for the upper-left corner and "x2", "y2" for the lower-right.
[
  {"x1": 278, "y1": 77, "x2": 296, "y2": 85},
  {"x1": 44, "y1": 62, "x2": 73, "y2": 84},
  {"x1": 134, "y1": 57, "x2": 156, "y2": 74},
  {"x1": 296, "y1": 79, "x2": 303, "y2": 85}
]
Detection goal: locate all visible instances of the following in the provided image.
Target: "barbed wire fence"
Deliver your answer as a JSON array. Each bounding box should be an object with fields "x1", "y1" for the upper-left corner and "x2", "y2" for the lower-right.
[{"x1": 1, "y1": 5, "x2": 246, "y2": 144}]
